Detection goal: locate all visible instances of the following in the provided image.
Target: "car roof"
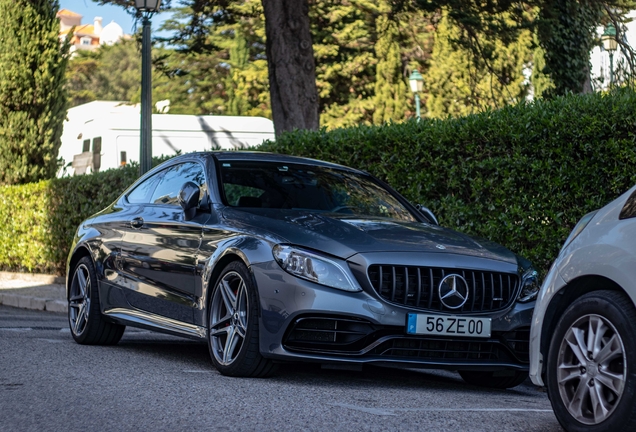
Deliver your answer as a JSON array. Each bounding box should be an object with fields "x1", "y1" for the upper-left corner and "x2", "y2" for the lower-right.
[{"x1": 177, "y1": 151, "x2": 366, "y2": 174}]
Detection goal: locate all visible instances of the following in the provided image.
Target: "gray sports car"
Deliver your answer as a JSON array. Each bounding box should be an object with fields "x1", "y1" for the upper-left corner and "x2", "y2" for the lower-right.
[{"x1": 67, "y1": 152, "x2": 538, "y2": 388}]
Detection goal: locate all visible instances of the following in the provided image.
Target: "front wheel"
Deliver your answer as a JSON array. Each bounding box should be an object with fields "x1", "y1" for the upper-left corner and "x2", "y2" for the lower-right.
[
  {"x1": 459, "y1": 370, "x2": 527, "y2": 389},
  {"x1": 546, "y1": 290, "x2": 636, "y2": 432},
  {"x1": 68, "y1": 256, "x2": 125, "y2": 345},
  {"x1": 207, "y1": 261, "x2": 276, "y2": 377}
]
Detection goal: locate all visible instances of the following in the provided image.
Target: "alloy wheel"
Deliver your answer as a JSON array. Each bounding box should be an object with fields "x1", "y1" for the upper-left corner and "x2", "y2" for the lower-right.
[
  {"x1": 557, "y1": 313, "x2": 627, "y2": 425},
  {"x1": 69, "y1": 263, "x2": 91, "y2": 336},
  {"x1": 209, "y1": 271, "x2": 249, "y2": 366}
]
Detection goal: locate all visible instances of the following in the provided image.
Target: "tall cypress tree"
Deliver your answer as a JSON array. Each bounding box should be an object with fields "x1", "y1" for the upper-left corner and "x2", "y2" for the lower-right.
[
  {"x1": 373, "y1": 14, "x2": 407, "y2": 124},
  {"x1": 425, "y1": 11, "x2": 532, "y2": 119},
  {"x1": 0, "y1": 0, "x2": 69, "y2": 185},
  {"x1": 226, "y1": 30, "x2": 251, "y2": 116}
]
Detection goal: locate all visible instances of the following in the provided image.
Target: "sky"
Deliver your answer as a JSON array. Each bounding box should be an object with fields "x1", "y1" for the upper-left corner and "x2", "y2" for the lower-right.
[{"x1": 59, "y1": 0, "x2": 170, "y2": 34}]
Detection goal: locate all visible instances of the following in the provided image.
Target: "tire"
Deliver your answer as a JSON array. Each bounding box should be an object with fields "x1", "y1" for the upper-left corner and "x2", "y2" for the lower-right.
[
  {"x1": 207, "y1": 261, "x2": 276, "y2": 377},
  {"x1": 546, "y1": 290, "x2": 636, "y2": 432},
  {"x1": 68, "y1": 256, "x2": 125, "y2": 345},
  {"x1": 459, "y1": 370, "x2": 528, "y2": 389}
]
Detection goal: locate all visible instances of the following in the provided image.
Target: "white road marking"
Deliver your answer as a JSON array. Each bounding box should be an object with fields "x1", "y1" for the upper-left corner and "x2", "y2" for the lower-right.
[
  {"x1": 183, "y1": 369, "x2": 213, "y2": 373},
  {"x1": 331, "y1": 403, "x2": 553, "y2": 416},
  {"x1": 0, "y1": 328, "x2": 32, "y2": 332},
  {"x1": 332, "y1": 404, "x2": 396, "y2": 416}
]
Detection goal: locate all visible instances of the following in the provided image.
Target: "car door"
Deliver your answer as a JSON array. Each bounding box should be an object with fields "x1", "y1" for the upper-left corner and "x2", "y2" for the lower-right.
[{"x1": 119, "y1": 161, "x2": 210, "y2": 324}]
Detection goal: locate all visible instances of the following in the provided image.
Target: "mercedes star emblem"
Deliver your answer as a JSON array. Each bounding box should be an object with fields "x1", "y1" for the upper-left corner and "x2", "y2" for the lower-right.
[{"x1": 438, "y1": 274, "x2": 469, "y2": 309}]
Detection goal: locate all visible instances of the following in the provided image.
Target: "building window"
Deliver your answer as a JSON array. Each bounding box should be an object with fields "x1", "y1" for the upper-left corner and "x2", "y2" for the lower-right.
[
  {"x1": 80, "y1": 37, "x2": 91, "y2": 46},
  {"x1": 92, "y1": 137, "x2": 102, "y2": 172}
]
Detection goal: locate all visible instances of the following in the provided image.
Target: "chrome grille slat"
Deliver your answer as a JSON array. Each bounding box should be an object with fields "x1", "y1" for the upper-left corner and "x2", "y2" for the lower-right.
[
  {"x1": 367, "y1": 265, "x2": 519, "y2": 313},
  {"x1": 416, "y1": 268, "x2": 422, "y2": 306},
  {"x1": 391, "y1": 266, "x2": 396, "y2": 302},
  {"x1": 427, "y1": 268, "x2": 434, "y2": 309},
  {"x1": 403, "y1": 267, "x2": 409, "y2": 306}
]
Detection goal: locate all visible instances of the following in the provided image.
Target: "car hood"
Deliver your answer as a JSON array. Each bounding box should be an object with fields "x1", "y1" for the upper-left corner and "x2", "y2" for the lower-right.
[{"x1": 222, "y1": 208, "x2": 517, "y2": 264}]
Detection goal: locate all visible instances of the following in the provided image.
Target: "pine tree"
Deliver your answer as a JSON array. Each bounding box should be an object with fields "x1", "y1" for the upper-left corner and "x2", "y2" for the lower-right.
[
  {"x1": 0, "y1": 0, "x2": 70, "y2": 185},
  {"x1": 158, "y1": 0, "x2": 269, "y2": 117},
  {"x1": 310, "y1": 0, "x2": 379, "y2": 129},
  {"x1": 530, "y1": 39, "x2": 554, "y2": 99},
  {"x1": 373, "y1": 14, "x2": 408, "y2": 124},
  {"x1": 425, "y1": 11, "x2": 532, "y2": 118},
  {"x1": 219, "y1": 0, "x2": 270, "y2": 118},
  {"x1": 226, "y1": 30, "x2": 251, "y2": 116}
]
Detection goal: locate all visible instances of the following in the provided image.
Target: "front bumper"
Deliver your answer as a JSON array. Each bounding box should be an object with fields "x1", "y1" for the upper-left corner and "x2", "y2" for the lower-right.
[
  {"x1": 528, "y1": 264, "x2": 568, "y2": 386},
  {"x1": 252, "y1": 260, "x2": 534, "y2": 371}
]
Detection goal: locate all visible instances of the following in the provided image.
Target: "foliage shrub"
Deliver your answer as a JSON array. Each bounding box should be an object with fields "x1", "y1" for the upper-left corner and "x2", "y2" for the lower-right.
[
  {"x1": 1, "y1": 90, "x2": 635, "y2": 275},
  {"x1": 0, "y1": 166, "x2": 138, "y2": 274},
  {"x1": 261, "y1": 89, "x2": 636, "y2": 273}
]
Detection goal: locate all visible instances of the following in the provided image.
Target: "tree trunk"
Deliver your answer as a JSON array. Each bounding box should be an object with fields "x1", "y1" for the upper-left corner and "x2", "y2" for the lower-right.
[
  {"x1": 262, "y1": 0, "x2": 319, "y2": 136},
  {"x1": 582, "y1": 63, "x2": 593, "y2": 94}
]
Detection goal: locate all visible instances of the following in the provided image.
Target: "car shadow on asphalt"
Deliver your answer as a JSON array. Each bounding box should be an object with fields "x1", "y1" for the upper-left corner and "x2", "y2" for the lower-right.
[
  {"x1": 275, "y1": 363, "x2": 535, "y2": 395},
  {"x1": 112, "y1": 334, "x2": 536, "y2": 396}
]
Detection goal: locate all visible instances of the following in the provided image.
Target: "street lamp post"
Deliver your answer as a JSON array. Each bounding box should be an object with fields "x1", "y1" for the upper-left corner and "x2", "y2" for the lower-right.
[
  {"x1": 408, "y1": 70, "x2": 424, "y2": 121},
  {"x1": 134, "y1": 0, "x2": 161, "y2": 175},
  {"x1": 602, "y1": 23, "x2": 618, "y2": 88}
]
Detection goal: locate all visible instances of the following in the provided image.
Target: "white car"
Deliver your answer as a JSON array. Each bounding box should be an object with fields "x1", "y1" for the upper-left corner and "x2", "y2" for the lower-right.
[{"x1": 529, "y1": 185, "x2": 636, "y2": 431}]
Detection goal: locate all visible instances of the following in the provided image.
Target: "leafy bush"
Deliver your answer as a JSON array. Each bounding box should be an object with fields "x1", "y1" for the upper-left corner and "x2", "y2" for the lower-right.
[
  {"x1": 0, "y1": 153, "x2": 182, "y2": 274},
  {"x1": 0, "y1": 165, "x2": 139, "y2": 274},
  {"x1": 261, "y1": 89, "x2": 636, "y2": 273}
]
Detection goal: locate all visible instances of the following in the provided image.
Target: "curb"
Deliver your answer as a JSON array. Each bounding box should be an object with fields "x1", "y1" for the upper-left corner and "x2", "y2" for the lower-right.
[
  {"x1": 0, "y1": 293, "x2": 67, "y2": 313},
  {"x1": 0, "y1": 271, "x2": 65, "y2": 285},
  {"x1": 0, "y1": 271, "x2": 67, "y2": 313}
]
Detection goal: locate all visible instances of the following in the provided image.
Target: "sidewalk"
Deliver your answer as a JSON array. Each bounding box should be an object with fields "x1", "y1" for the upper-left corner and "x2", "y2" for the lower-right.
[{"x1": 0, "y1": 271, "x2": 67, "y2": 313}]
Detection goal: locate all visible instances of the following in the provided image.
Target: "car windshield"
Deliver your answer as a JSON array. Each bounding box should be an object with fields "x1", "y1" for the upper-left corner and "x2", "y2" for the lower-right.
[{"x1": 219, "y1": 160, "x2": 417, "y2": 222}]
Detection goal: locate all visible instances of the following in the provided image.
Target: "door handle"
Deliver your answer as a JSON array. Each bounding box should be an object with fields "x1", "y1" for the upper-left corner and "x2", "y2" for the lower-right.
[{"x1": 130, "y1": 217, "x2": 144, "y2": 229}]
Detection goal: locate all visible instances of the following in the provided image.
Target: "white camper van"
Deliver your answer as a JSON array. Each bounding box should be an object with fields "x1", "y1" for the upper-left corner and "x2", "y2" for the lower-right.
[{"x1": 58, "y1": 101, "x2": 275, "y2": 176}]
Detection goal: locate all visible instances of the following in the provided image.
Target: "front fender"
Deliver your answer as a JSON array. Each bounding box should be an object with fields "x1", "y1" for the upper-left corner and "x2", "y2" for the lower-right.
[{"x1": 195, "y1": 234, "x2": 276, "y2": 327}]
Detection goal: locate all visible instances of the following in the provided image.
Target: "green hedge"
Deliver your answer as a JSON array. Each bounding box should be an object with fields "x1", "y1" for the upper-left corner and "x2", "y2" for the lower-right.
[
  {"x1": 261, "y1": 89, "x2": 636, "y2": 274},
  {"x1": 0, "y1": 166, "x2": 138, "y2": 274},
  {"x1": 1, "y1": 90, "x2": 635, "y2": 275}
]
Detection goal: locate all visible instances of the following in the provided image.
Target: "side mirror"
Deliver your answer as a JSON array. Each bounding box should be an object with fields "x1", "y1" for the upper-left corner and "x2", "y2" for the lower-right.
[
  {"x1": 179, "y1": 181, "x2": 200, "y2": 221},
  {"x1": 416, "y1": 204, "x2": 439, "y2": 226}
]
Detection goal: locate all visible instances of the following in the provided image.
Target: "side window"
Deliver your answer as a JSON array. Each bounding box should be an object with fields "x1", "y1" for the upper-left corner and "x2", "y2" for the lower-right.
[
  {"x1": 150, "y1": 162, "x2": 207, "y2": 206},
  {"x1": 620, "y1": 189, "x2": 636, "y2": 220},
  {"x1": 82, "y1": 139, "x2": 90, "y2": 153},
  {"x1": 127, "y1": 174, "x2": 160, "y2": 204}
]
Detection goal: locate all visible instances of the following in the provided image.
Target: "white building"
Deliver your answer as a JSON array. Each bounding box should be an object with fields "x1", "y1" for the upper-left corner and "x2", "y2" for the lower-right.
[
  {"x1": 58, "y1": 101, "x2": 276, "y2": 176},
  {"x1": 56, "y1": 9, "x2": 127, "y2": 55}
]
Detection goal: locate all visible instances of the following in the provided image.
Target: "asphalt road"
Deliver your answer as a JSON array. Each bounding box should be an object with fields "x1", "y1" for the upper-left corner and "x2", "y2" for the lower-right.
[{"x1": 0, "y1": 305, "x2": 561, "y2": 432}]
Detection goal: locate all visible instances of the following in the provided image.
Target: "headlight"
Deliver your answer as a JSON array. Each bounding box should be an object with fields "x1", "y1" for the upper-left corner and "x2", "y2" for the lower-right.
[
  {"x1": 272, "y1": 245, "x2": 361, "y2": 292},
  {"x1": 518, "y1": 268, "x2": 540, "y2": 302},
  {"x1": 560, "y1": 210, "x2": 597, "y2": 252}
]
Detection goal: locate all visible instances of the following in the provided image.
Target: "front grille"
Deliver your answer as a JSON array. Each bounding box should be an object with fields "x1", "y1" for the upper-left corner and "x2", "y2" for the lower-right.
[
  {"x1": 367, "y1": 265, "x2": 519, "y2": 313},
  {"x1": 370, "y1": 337, "x2": 515, "y2": 363}
]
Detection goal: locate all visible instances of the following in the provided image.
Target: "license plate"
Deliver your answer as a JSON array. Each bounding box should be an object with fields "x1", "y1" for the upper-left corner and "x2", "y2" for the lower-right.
[{"x1": 406, "y1": 313, "x2": 491, "y2": 338}]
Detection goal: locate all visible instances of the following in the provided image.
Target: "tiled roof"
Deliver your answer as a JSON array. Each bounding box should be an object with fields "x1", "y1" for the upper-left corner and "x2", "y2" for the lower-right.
[
  {"x1": 57, "y1": 9, "x2": 82, "y2": 18},
  {"x1": 73, "y1": 24, "x2": 97, "y2": 37}
]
